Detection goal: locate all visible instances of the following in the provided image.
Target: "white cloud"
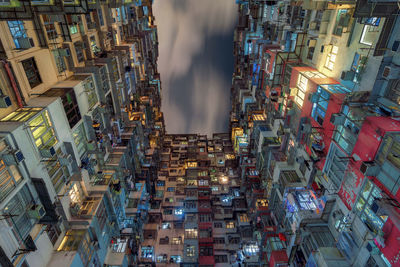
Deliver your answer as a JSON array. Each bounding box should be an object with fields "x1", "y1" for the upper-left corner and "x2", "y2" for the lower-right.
[{"x1": 153, "y1": 0, "x2": 236, "y2": 135}]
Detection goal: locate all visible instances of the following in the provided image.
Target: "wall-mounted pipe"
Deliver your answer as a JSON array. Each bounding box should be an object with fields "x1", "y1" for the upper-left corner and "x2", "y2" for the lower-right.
[{"x1": 2, "y1": 60, "x2": 24, "y2": 108}]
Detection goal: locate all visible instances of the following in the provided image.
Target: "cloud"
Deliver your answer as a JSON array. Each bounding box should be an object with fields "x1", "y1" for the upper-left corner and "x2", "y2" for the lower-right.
[{"x1": 153, "y1": 0, "x2": 236, "y2": 135}]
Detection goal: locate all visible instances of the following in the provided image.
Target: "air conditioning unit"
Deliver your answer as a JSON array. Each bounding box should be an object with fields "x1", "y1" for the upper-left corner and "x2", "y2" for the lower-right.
[
  {"x1": 341, "y1": 71, "x2": 355, "y2": 81},
  {"x1": 27, "y1": 204, "x2": 46, "y2": 219},
  {"x1": 59, "y1": 154, "x2": 73, "y2": 165},
  {"x1": 0, "y1": 95, "x2": 12, "y2": 108},
  {"x1": 1, "y1": 150, "x2": 24, "y2": 166},
  {"x1": 359, "y1": 161, "x2": 381, "y2": 176},
  {"x1": 39, "y1": 146, "x2": 56, "y2": 158},
  {"x1": 17, "y1": 37, "x2": 34, "y2": 49},
  {"x1": 330, "y1": 113, "x2": 346, "y2": 126},
  {"x1": 382, "y1": 65, "x2": 400, "y2": 80}
]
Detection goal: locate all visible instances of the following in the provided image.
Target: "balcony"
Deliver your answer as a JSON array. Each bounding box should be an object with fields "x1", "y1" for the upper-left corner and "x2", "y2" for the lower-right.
[{"x1": 69, "y1": 196, "x2": 101, "y2": 220}]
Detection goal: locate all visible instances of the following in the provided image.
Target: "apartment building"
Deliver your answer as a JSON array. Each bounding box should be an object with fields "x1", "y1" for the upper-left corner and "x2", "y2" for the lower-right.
[
  {"x1": 231, "y1": 0, "x2": 400, "y2": 267},
  {"x1": 0, "y1": 0, "x2": 163, "y2": 266}
]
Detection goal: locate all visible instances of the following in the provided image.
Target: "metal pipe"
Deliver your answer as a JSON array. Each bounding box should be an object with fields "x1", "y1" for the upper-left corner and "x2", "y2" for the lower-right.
[{"x1": 2, "y1": 60, "x2": 24, "y2": 108}]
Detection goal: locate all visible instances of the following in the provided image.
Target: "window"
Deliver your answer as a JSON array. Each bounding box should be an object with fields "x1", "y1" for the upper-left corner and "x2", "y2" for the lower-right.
[
  {"x1": 170, "y1": 255, "x2": 181, "y2": 263},
  {"x1": 385, "y1": 79, "x2": 400, "y2": 105},
  {"x1": 22, "y1": 57, "x2": 42, "y2": 88},
  {"x1": 355, "y1": 180, "x2": 387, "y2": 235},
  {"x1": 332, "y1": 105, "x2": 360, "y2": 155},
  {"x1": 332, "y1": 9, "x2": 350, "y2": 36},
  {"x1": 174, "y1": 221, "x2": 183, "y2": 229},
  {"x1": 98, "y1": 9, "x2": 104, "y2": 26},
  {"x1": 185, "y1": 229, "x2": 198, "y2": 239},
  {"x1": 360, "y1": 24, "x2": 379, "y2": 46},
  {"x1": 0, "y1": 142, "x2": 23, "y2": 202},
  {"x1": 199, "y1": 246, "x2": 213, "y2": 256},
  {"x1": 57, "y1": 229, "x2": 86, "y2": 251},
  {"x1": 325, "y1": 45, "x2": 338, "y2": 70},
  {"x1": 215, "y1": 255, "x2": 228, "y2": 263},
  {"x1": 199, "y1": 213, "x2": 211, "y2": 222},
  {"x1": 239, "y1": 213, "x2": 249, "y2": 223},
  {"x1": 29, "y1": 111, "x2": 58, "y2": 150},
  {"x1": 74, "y1": 42, "x2": 84, "y2": 62},
  {"x1": 8, "y1": 21, "x2": 27, "y2": 49},
  {"x1": 83, "y1": 77, "x2": 97, "y2": 109},
  {"x1": 167, "y1": 187, "x2": 175, "y2": 192},
  {"x1": 171, "y1": 237, "x2": 182, "y2": 244},
  {"x1": 375, "y1": 134, "x2": 400, "y2": 195},
  {"x1": 42, "y1": 15, "x2": 57, "y2": 40},
  {"x1": 186, "y1": 245, "x2": 195, "y2": 257},
  {"x1": 294, "y1": 74, "x2": 308, "y2": 107},
  {"x1": 311, "y1": 86, "x2": 330, "y2": 126},
  {"x1": 73, "y1": 124, "x2": 87, "y2": 156},
  {"x1": 157, "y1": 180, "x2": 165, "y2": 186},
  {"x1": 226, "y1": 221, "x2": 235, "y2": 228},
  {"x1": 199, "y1": 229, "x2": 212, "y2": 238},
  {"x1": 185, "y1": 201, "x2": 196, "y2": 209},
  {"x1": 156, "y1": 254, "x2": 167, "y2": 263},
  {"x1": 198, "y1": 179, "x2": 208, "y2": 186},
  {"x1": 163, "y1": 209, "x2": 172, "y2": 215},
  {"x1": 214, "y1": 237, "x2": 225, "y2": 244},
  {"x1": 268, "y1": 236, "x2": 285, "y2": 251},
  {"x1": 214, "y1": 222, "x2": 223, "y2": 228},
  {"x1": 159, "y1": 236, "x2": 169, "y2": 245},
  {"x1": 141, "y1": 246, "x2": 153, "y2": 259},
  {"x1": 174, "y1": 208, "x2": 183, "y2": 215},
  {"x1": 228, "y1": 236, "x2": 241, "y2": 244},
  {"x1": 51, "y1": 50, "x2": 66, "y2": 73},
  {"x1": 3, "y1": 184, "x2": 35, "y2": 240}
]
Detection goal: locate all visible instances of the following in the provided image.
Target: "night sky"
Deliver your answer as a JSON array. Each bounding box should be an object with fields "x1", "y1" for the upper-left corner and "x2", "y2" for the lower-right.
[{"x1": 153, "y1": 0, "x2": 237, "y2": 136}]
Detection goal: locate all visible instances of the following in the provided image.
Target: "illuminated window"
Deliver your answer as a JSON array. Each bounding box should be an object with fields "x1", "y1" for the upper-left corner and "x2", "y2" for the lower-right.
[
  {"x1": 161, "y1": 223, "x2": 170, "y2": 229},
  {"x1": 69, "y1": 183, "x2": 81, "y2": 203},
  {"x1": 211, "y1": 186, "x2": 219, "y2": 192},
  {"x1": 244, "y1": 244, "x2": 259, "y2": 256},
  {"x1": 185, "y1": 229, "x2": 198, "y2": 239},
  {"x1": 185, "y1": 245, "x2": 195, "y2": 257},
  {"x1": 256, "y1": 199, "x2": 268, "y2": 208},
  {"x1": 156, "y1": 254, "x2": 167, "y2": 263},
  {"x1": 294, "y1": 74, "x2": 308, "y2": 107},
  {"x1": 325, "y1": 46, "x2": 338, "y2": 70},
  {"x1": 171, "y1": 237, "x2": 182, "y2": 245},
  {"x1": 186, "y1": 162, "x2": 197, "y2": 168},
  {"x1": 225, "y1": 154, "x2": 235, "y2": 160},
  {"x1": 57, "y1": 229, "x2": 86, "y2": 251},
  {"x1": 198, "y1": 180, "x2": 208, "y2": 186},
  {"x1": 239, "y1": 214, "x2": 249, "y2": 223},
  {"x1": 355, "y1": 180, "x2": 387, "y2": 235},
  {"x1": 141, "y1": 246, "x2": 153, "y2": 259},
  {"x1": 29, "y1": 111, "x2": 58, "y2": 149},
  {"x1": 226, "y1": 221, "x2": 235, "y2": 229},
  {"x1": 187, "y1": 179, "x2": 197, "y2": 186},
  {"x1": 174, "y1": 208, "x2": 183, "y2": 215},
  {"x1": 170, "y1": 255, "x2": 181, "y2": 263}
]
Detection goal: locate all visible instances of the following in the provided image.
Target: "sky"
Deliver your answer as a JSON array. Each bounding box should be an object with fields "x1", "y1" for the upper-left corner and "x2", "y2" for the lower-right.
[{"x1": 153, "y1": 0, "x2": 237, "y2": 136}]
